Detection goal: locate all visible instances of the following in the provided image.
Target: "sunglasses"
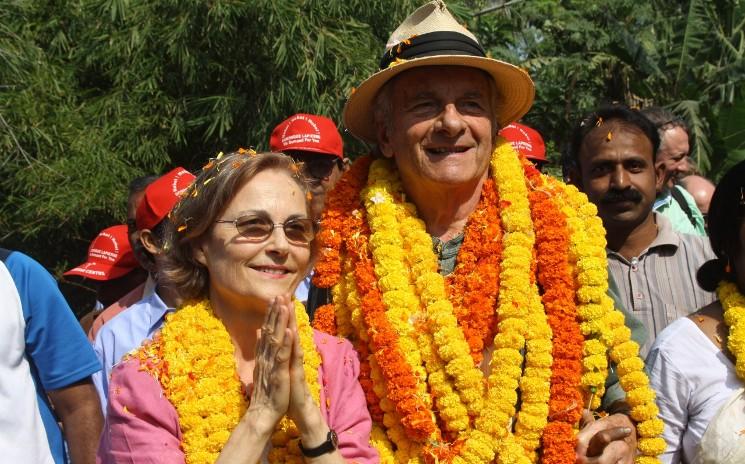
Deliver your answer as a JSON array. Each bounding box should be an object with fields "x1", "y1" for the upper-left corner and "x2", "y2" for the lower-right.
[
  {"x1": 215, "y1": 214, "x2": 317, "y2": 245},
  {"x1": 287, "y1": 152, "x2": 342, "y2": 180}
]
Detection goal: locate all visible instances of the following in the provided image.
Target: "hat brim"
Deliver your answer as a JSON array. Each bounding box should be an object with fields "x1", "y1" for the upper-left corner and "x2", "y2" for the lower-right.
[
  {"x1": 343, "y1": 55, "x2": 535, "y2": 144},
  {"x1": 63, "y1": 263, "x2": 137, "y2": 281}
]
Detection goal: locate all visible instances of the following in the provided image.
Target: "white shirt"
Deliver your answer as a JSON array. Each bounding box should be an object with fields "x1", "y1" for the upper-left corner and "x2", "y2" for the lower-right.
[{"x1": 646, "y1": 317, "x2": 742, "y2": 463}]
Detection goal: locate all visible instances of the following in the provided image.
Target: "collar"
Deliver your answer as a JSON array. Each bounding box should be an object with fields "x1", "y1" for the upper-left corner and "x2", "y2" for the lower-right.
[
  {"x1": 607, "y1": 213, "x2": 680, "y2": 263},
  {"x1": 653, "y1": 189, "x2": 672, "y2": 210},
  {"x1": 143, "y1": 289, "x2": 175, "y2": 333},
  {"x1": 432, "y1": 233, "x2": 464, "y2": 260}
]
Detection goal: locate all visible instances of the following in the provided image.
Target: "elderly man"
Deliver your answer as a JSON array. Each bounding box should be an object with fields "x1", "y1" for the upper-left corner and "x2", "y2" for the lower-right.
[
  {"x1": 309, "y1": 2, "x2": 663, "y2": 463},
  {"x1": 641, "y1": 107, "x2": 706, "y2": 236}
]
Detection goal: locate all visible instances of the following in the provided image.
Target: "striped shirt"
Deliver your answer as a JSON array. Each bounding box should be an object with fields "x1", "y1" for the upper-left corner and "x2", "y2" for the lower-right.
[{"x1": 607, "y1": 213, "x2": 716, "y2": 357}]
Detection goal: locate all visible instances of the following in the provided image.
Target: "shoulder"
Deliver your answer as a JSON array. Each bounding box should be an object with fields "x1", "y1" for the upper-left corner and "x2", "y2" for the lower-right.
[
  {"x1": 3, "y1": 250, "x2": 56, "y2": 287},
  {"x1": 95, "y1": 293, "x2": 160, "y2": 338}
]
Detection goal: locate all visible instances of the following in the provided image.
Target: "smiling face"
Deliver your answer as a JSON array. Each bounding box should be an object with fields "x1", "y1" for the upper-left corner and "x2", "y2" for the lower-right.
[
  {"x1": 657, "y1": 126, "x2": 690, "y2": 188},
  {"x1": 578, "y1": 121, "x2": 662, "y2": 232},
  {"x1": 193, "y1": 169, "x2": 312, "y2": 314},
  {"x1": 377, "y1": 66, "x2": 497, "y2": 192}
]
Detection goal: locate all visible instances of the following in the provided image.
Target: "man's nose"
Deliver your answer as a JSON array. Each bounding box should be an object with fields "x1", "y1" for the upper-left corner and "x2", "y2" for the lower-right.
[
  {"x1": 435, "y1": 104, "x2": 466, "y2": 136},
  {"x1": 610, "y1": 166, "x2": 630, "y2": 189}
]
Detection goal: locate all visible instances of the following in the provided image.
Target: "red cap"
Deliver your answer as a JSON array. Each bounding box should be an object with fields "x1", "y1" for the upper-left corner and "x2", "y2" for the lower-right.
[
  {"x1": 269, "y1": 113, "x2": 343, "y2": 159},
  {"x1": 499, "y1": 123, "x2": 547, "y2": 163},
  {"x1": 64, "y1": 225, "x2": 139, "y2": 280},
  {"x1": 136, "y1": 167, "x2": 196, "y2": 230}
]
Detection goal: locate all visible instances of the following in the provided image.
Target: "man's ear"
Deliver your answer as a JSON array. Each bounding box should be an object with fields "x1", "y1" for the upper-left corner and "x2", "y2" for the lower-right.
[
  {"x1": 138, "y1": 229, "x2": 162, "y2": 255},
  {"x1": 376, "y1": 123, "x2": 395, "y2": 159},
  {"x1": 654, "y1": 161, "x2": 666, "y2": 193}
]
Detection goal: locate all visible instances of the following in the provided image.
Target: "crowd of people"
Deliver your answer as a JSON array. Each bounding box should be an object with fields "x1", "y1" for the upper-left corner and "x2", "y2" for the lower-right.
[{"x1": 4, "y1": 1, "x2": 743, "y2": 464}]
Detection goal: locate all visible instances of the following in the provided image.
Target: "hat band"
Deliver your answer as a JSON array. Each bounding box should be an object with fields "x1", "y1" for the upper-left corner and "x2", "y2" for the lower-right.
[{"x1": 379, "y1": 31, "x2": 486, "y2": 70}]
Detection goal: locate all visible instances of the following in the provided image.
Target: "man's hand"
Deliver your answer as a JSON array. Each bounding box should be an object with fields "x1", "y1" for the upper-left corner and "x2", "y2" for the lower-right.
[
  {"x1": 575, "y1": 410, "x2": 637, "y2": 464},
  {"x1": 48, "y1": 379, "x2": 103, "y2": 464}
]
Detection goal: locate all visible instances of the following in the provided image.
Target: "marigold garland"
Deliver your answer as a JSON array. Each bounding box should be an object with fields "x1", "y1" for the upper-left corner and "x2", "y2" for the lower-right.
[
  {"x1": 549, "y1": 179, "x2": 665, "y2": 463},
  {"x1": 446, "y1": 177, "x2": 503, "y2": 365},
  {"x1": 131, "y1": 299, "x2": 321, "y2": 464},
  {"x1": 719, "y1": 281, "x2": 745, "y2": 381},
  {"x1": 521, "y1": 161, "x2": 584, "y2": 463},
  {"x1": 312, "y1": 143, "x2": 664, "y2": 463}
]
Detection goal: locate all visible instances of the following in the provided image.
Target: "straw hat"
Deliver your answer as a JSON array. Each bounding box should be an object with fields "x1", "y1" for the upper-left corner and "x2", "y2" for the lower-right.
[{"x1": 343, "y1": 0, "x2": 535, "y2": 144}]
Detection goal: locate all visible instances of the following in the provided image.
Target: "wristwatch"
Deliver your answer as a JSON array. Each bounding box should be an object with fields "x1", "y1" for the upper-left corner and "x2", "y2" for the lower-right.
[{"x1": 299, "y1": 429, "x2": 339, "y2": 457}]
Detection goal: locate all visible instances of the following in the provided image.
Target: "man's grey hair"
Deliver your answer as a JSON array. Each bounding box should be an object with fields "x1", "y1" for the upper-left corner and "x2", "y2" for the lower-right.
[{"x1": 641, "y1": 106, "x2": 689, "y2": 138}]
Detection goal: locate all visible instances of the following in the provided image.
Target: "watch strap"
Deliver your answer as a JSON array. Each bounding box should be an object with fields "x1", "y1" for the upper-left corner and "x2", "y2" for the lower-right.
[{"x1": 299, "y1": 429, "x2": 338, "y2": 457}]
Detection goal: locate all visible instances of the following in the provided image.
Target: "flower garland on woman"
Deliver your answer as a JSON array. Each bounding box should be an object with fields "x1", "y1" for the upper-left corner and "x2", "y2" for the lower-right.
[
  {"x1": 97, "y1": 151, "x2": 378, "y2": 464},
  {"x1": 647, "y1": 159, "x2": 745, "y2": 463}
]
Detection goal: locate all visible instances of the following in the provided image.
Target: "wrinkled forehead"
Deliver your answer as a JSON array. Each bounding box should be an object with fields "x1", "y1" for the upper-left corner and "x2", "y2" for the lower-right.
[{"x1": 389, "y1": 65, "x2": 495, "y2": 99}]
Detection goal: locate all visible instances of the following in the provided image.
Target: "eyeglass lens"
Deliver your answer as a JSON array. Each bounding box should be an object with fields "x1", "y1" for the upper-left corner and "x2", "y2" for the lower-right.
[{"x1": 234, "y1": 215, "x2": 315, "y2": 244}]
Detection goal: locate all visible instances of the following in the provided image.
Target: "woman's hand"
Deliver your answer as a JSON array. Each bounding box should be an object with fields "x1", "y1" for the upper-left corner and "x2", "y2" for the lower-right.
[
  {"x1": 246, "y1": 296, "x2": 295, "y2": 430},
  {"x1": 286, "y1": 298, "x2": 317, "y2": 426},
  {"x1": 217, "y1": 296, "x2": 296, "y2": 464},
  {"x1": 286, "y1": 298, "x2": 332, "y2": 449}
]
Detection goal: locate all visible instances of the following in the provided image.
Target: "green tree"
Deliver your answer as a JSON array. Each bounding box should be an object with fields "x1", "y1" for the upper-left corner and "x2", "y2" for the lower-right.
[
  {"x1": 1, "y1": 0, "x2": 420, "y2": 313},
  {"x1": 468, "y1": 0, "x2": 745, "y2": 179}
]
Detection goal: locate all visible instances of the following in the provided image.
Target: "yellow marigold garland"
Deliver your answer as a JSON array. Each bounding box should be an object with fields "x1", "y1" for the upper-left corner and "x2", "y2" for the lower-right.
[
  {"x1": 311, "y1": 143, "x2": 665, "y2": 463},
  {"x1": 549, "y1": 180, "x2": 665, "y2": 463},
  {"x1": 718, "y1": 281, "x2": 745, "y2": 382},
  {"x1": 133, "y1": 299, "x2": 321, "y2": 464}
]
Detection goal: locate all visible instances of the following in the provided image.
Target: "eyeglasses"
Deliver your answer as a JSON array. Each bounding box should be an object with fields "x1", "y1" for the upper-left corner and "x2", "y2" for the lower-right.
[
  {"x1": 287, "y1": 152, "x2": 342, "y2": 180},
  {"x1": 215, "y1": 215, "x2": 317, "y2": 245}
]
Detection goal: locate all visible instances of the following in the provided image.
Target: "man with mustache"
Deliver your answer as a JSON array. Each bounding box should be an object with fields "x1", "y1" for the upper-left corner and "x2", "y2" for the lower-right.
[{"x1": 567, "y1": 104, "x2": 716, "y2": 355}]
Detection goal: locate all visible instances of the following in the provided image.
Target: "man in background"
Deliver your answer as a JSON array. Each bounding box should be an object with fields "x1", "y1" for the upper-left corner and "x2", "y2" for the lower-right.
[
  {"x1": 64, "y1": 225, "x2": 147, "y2": 333},
  {"x1": 567, "y1": 104, "x2": 715, "y2": 355},
  {"x1": 91, "y1": 167, "x2": 195, "y2": 413},
  {"x1": 499, "y1": 122, "x2": 548, "y2": 171},
  {"x1": 270, "y1": 113, "x2": 349, "y2": 303},
  {"x1": 642, "y1": 106, "x2": 706, "y2": 236},
  {"x1": 679, "y1": 174, "x2": 716, "y2": 227},
  {"x1": 1, "y1": 248, "x2": 102, "y2": 464}
]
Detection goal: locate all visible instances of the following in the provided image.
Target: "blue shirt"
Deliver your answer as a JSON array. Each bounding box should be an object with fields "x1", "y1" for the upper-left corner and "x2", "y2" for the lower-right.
[
  {"x1": 1, "y1": 250, "x2": 100, "y2": 464},
  {"x1": 92, "y1": 290, "x2": 173, "y2": 414}
]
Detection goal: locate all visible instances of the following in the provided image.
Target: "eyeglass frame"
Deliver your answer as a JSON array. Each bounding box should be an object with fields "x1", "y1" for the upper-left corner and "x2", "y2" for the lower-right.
[
  {"x1": 214, "y1": 214, "x2": 318, "y2": 245},
  {"x1": 285, "y1": 151, "x2": 344, "y2": 180}
]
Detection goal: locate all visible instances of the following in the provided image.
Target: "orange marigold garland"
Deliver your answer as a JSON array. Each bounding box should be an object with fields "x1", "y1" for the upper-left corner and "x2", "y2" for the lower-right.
[
  {"x1": 523, "y1": 162, "x2": 583, "y2": 463},
  {"x1": 313, "y1": 155, "x2": 372, "y2": 289},
  {"x1": 311, "y1": 304, "x2": 337, "y2": 335},
  {"x1": 352, "y1": 215, "x2": 436, "y2": 442},
  {"x1": 446, "y1": 177, "x2": 503, "y2": 364}
]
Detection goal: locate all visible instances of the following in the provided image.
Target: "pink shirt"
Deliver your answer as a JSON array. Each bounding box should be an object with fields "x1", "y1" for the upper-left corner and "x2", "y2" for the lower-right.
[{"x1": 97, "y1": 330, "x2": 378, "y2": 464}]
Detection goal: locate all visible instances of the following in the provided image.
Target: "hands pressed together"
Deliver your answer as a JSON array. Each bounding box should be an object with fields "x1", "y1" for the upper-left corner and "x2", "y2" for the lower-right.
[{"x1": 248, "y1": 294, "x2": 317, "y2": 430}]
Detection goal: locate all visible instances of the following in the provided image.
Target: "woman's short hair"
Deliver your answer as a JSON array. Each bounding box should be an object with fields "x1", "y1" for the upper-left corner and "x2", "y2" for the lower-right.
[
  {"x1": 697, "y1": 159, "x2": 745, "y2": 291},
  {"x1": 159, "y1": 150, "x2": 314, "y2": 302}
]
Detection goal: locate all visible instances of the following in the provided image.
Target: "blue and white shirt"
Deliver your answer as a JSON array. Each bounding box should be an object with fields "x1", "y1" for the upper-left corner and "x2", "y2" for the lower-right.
[
  {"x1": 0, "y1": 251, "x2": 101, "y2": 464},
  {"x1": 92, "y1": 290, "x2": 173, "y2": 414}
]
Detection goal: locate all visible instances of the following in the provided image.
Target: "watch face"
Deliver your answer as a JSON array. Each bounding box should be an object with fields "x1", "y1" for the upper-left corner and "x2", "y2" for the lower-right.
[{"x1": 330, "y1": 429, "x2": 339, "y2": 447}]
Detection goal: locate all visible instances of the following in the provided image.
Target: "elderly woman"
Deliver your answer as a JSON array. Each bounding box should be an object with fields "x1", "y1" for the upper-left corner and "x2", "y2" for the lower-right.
[
  {"x1": 646, "y1": 159, "x2": 745, "y2": 463},
  {"x1": 97, "y1": 151, "x2": 378, "y2": 464}
]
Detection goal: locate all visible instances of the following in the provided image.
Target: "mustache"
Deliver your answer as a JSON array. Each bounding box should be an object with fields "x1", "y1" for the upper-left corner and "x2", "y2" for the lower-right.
[{"x1": 601, "y1": 188, "x2": 643, "y2": 204}]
